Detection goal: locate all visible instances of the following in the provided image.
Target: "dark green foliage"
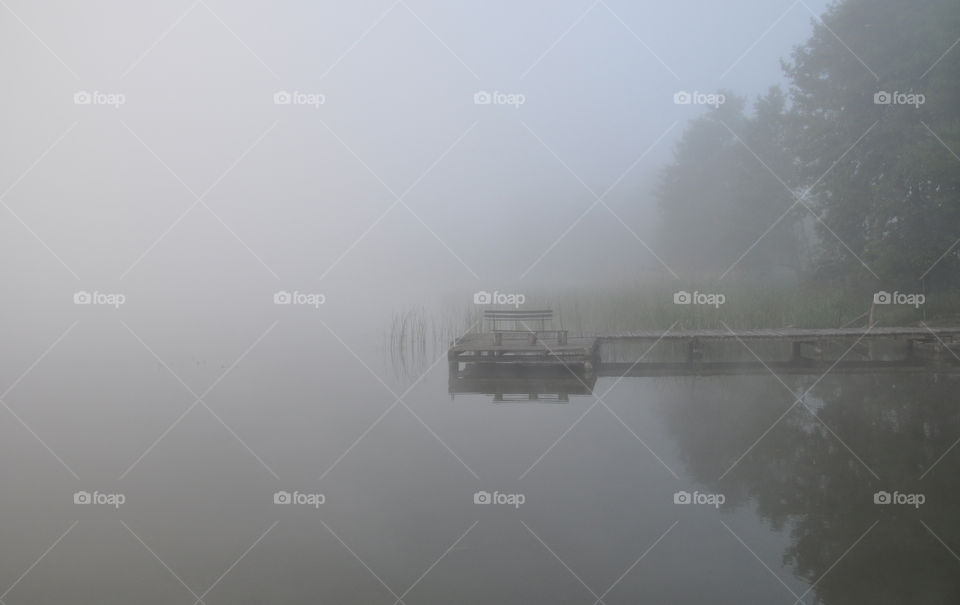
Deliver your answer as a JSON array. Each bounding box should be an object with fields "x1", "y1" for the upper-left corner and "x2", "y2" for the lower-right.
[{"x1": 658, "y1": 0, "x2": 960, "y2": 292}]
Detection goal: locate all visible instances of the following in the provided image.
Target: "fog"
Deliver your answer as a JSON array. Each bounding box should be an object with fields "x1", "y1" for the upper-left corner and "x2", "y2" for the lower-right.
[
  {"x1": 2, "y1": 0, "x2": 830, "y2": 301},
  {"x1": 4, "y1": 1, "x2": 960, "y2": 604}
]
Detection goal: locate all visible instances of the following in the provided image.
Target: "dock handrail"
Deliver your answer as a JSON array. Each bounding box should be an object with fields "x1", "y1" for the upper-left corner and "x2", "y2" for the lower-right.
[
  {"x1": 482, "y1": 309, "x2": 567, "y2": 345},
  {"x1": 483, "y1": 309, "x2": 553, "y2": 332}
]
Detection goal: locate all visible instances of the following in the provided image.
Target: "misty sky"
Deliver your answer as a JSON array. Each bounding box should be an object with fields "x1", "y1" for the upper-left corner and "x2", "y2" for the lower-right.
[{"x1": 1, "y1": 0, "x2": 831, "y2": 309}]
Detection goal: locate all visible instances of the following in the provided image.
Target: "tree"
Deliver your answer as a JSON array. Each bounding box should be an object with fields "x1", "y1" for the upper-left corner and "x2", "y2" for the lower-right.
[
  {"x1": 784, "y1": 0, "x2": 960, "y2": 289},
  {"x1": 657, "y1": 89, "x2": 806, "y2": 279}
]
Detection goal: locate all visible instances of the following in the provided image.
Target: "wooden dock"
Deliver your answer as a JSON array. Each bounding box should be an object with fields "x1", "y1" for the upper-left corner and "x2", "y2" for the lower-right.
[
  {"x1": 448, "y1": 332, "x2": 599, "y2": 371},
  {"x1": 448, "y1": 326, "x2": 960, "y2": 377},
  {"x1": 599, "y1": 359, "x2": 960, "y2": 377},
  {"x1": 597, "y1": 326, "x2": 960, "y2": 341}
]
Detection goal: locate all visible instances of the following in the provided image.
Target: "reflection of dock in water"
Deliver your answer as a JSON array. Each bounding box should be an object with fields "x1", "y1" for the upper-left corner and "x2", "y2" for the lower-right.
[
  {"x1": 448, "y1": 365, "x2": 596, "y2": 402},
  {"x1": 447, "y1": 356, "x2": 960, "y2": 402}
]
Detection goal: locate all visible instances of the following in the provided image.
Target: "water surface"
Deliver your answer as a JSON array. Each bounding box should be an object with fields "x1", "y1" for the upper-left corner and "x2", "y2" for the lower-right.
[{"x1": 2, "y1": 316, "x2": 958, "y2": 604}]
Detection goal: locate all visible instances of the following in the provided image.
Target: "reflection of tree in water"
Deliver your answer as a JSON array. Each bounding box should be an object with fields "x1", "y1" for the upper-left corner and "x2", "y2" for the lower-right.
[{"x1": 657, "y1": 373, "x2": 960, "y2": 604}]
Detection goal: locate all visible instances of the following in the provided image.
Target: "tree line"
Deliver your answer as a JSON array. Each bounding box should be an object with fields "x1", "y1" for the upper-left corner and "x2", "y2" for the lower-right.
[{"x1": 657, "y1": 0, "x2": 960, "y2": 293}]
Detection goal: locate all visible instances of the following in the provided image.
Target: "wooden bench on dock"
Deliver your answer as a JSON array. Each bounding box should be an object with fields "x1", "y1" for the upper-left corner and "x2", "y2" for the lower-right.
[{"x1": 484, "y1": 309, "x2": 568, "y2": 345}]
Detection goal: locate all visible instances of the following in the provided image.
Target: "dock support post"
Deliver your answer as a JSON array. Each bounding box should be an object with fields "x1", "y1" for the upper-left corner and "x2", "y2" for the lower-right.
[{"x1": 687, "y1": 337, "x2": 702, "y2": 365}]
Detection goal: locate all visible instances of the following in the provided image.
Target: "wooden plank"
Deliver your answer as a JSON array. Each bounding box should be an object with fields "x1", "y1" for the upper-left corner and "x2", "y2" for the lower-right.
[
  {"x1": 599, "y1": 360, "x2": 960, "y2": 377},
  {"x1": 599, "y1": 327, "x2": 960, "y2": 340}
]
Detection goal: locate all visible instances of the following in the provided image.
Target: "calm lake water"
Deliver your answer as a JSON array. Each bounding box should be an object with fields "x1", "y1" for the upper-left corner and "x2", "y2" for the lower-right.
[{"x1": 1, "y1": 314, "x2": 958, "y2": 604}]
